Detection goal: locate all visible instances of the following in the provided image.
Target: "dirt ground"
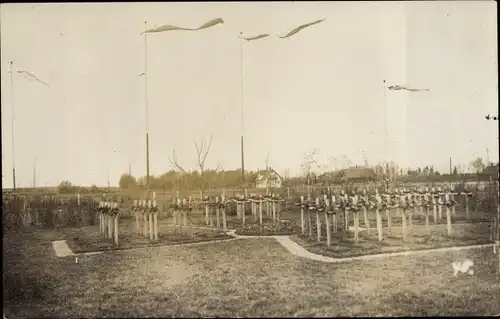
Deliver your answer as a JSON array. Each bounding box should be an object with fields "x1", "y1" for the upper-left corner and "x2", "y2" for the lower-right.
[{"x1": 3, "y1": 228, "x2": 499, "y2": 317}]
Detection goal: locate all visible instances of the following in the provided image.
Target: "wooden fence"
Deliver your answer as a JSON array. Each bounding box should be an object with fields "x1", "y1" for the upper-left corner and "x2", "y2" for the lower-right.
[{"x1": 2, "y1": 195, "x2": 99, "y2": 231}]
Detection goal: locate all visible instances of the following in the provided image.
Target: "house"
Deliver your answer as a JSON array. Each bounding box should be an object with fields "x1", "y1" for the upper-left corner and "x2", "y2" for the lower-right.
[
  {"x1": 319, "y1": 166, "x2": 377, "y2": 185},
  {"x1": 255, "y1": 167, "x2": 283, "y2": 189},
  {"x1": 318, "y1": 171, "x2": 345, "y2": 185},
  {"x1": 341, "y1": 166, "x2": 377, "y2": 183}
]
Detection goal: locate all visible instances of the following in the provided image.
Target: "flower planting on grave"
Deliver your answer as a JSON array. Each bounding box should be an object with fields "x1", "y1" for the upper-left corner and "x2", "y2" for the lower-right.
[
  {"x1": 290, "y1": 186, "x2": 495, "y2": 258},
  {"x1": 67, "y1": 195, "x2": 235, "y2": 253}
]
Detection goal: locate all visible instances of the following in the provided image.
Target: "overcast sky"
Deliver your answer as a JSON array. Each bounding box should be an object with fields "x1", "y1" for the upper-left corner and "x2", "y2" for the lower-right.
[{"x1": 1, "y1": 1, "x2": 498, "y2": 188}]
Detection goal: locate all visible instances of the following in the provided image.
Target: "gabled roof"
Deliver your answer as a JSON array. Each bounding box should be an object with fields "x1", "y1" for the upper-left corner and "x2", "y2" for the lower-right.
[
  {"x1": 341, "y1": 166, "x2": 376, "y2": 181},
  {"x1": 482, "y1": 164, "x2": 499, "y2": 176},
  {"x1": 256, "y1": 167, "x2": 283, "y2": 181},
  {"x1": 318, "y1": 166, "x2": 376, "y2": 183}
]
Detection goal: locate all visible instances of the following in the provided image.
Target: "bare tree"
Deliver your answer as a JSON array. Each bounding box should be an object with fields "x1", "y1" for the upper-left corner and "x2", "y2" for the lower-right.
[
  {"x1": 300, "y1": 149, "x2": 320, "y2": 193},
  {"x1": 194, "y1": 133, "x2": 215, "y2": 178},
  {"x1": 168, "y1": 133, "x2": 217, "y2": 191},
  {"x1": 470, "y1": 156, "x2": 486, "y2": 174},
  {"x1": 168, "y1": 146, "x2": 189, "y2": 174},
  {"x1": 217, "y1": 157, "x2": 225, "y2": 189},
  {"x1": 301, "y1": 149, "x2": 319, "y2": 178}
]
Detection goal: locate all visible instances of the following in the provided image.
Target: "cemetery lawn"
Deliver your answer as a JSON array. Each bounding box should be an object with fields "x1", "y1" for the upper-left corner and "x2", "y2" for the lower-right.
[
  {"x1": 63, "y1": 220, "x2": 233, "y2": 253},
  {"x1": 235, "y1": 220, "x2": 302, "y2": 236},
  {"x1": 291, "y1": 222, "x2": 493, "y2": 258},
  {"x1": 3, "y1": 228, "x2": 499, "y2": 318}
]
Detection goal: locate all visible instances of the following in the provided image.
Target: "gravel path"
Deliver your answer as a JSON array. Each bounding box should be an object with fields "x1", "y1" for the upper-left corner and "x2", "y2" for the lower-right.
[
  {"x1": 229, "y1": 231, "x2": 496, "y2": 263},
  {"x1": 53, "y1": 229, "x2": 496, "y2": 263},
  {"x1": 52, "y1": 240, "x2": 76, "y2": 257}
]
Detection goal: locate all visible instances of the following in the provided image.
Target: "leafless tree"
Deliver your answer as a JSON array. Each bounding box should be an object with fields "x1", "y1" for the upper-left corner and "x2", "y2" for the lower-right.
[
  {"x1": 168, "y1": 146, "x2": 189, "y2": 174},
  {"x1": 194, "y1": 133, "x2": 215, "y2": 178},
  {"x1": 168, "y1": 133, "x2": 218, "y2": 191},
  {"x1": 217, "y1": 157, "x2": 225, "y2": 188},
  {"x1": 470, "y1": 156, "x2": 485, "y2": 174},
  {"x1": 301, "y1": 149, "x2": 318, "y2": 177}
]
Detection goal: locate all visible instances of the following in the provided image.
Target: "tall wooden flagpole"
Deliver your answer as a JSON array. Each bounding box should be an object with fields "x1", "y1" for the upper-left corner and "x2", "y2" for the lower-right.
[
  {"x1": 240, "y1": 33, "x2": 245, "y2": 187},
  {"x1": 10, "y1": 61, "x2": 17, "y2": 192},
  {"x1": 33, "y1": 156, "x2": 36, "y2": 192},
  {"x1": 141, "y1": 17, "x2": 224, "y2": 191},
  {"x1": 383, "y1": 79, "x2": 390, "y2": 185},
  {"x1": 144, "y1": 21, "x2": 150, "y2": 191}
]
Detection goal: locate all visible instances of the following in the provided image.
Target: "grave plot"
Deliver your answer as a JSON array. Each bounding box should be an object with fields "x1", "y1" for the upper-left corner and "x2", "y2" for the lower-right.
[
  {"x1": 66, "y1": 198, "x2": 233, "y2": 254},
  {"x1": 290, "y1": 187, "x2": 495, "y2": 258}
]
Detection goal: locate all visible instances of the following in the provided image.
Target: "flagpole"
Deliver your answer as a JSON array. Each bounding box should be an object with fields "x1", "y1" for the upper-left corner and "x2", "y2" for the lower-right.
[
  {"x1": 383, "y1": 79, "x2": 389, "y2": 184},
  {"x1": 486, "y1": 115, "x2": 500, "y2": 273},
  {"x1": 144, "y1": 21, "x2": 150, "y2": 191},
  {"x1": 240, "y1": 33, "x2": 245, "y2": 187},
  {"x1": 10, "y1": 60, "x2": 16, "y2": 192},
  {"x1": 33, "y1": 156, "x2": 36, "y2": 192}
]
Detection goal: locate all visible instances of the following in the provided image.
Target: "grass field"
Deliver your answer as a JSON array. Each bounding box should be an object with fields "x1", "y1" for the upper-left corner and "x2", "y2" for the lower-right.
[{"x1": 3, "y1": 227, "x2": 499, "y2": 317}]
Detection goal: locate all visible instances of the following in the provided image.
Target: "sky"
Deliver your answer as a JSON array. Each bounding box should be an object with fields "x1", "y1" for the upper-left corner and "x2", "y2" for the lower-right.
[{"x1": 1, "y1": 1, "x2": 498, "y2": 188}]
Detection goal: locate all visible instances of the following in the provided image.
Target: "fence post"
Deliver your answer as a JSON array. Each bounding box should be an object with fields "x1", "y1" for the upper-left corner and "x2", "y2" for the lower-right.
[
  {"x1": 113, "y1": 203, "x2": 119, "y2": 246},
  {"x1": 216, "y1": 197, "x2": 220, "y2": 229},
  {"x1": 300, "y1": 196, "x2": 305, "y2": 235},
  {"x1": 353, "y1": 195, "x2": 359, "y2": 244},
  {"x1": 148, "y1": 200, "x2": 154, "y2": 240},
  {"x1": 259, "y1": 198, "x2": 263, "y2": 225},
  {"x1": 332, "y1": 195, "x2": 338, "y2": 233},
  {"x1": 182, "y1": 199, "x2": 188, "y2": 236},
  {"x1": 316, "y1": 197, "x2": 321, "y2": 243},
  {"x1": 108, "y1": 202, "x2": 113, "y2": 239},
  {"x1": 432, "y1": 193, "x2": 437, "y2": 223},
  {"x1": 222, "y1": 195, "x2": 227, "y2": 232},
  {"x1": 325, "y1": 197, "x2": 331, "y2": 246},
  {"x1": 363, "y1": 191, "x2": 370, "y2": 236},
  {"x1": 445, "y1": 193, "x2": 452, "y2": 236},
  {"x1": 242, "y1": 201, "x2": 246, "y2": 226},
  {"x1": 375, "y1": 194, "x2": 383, "y2": 242},
  {"x1": 153, "y1": 200, "x2": 159, "y2": 241},
  {"x1": 205, "y1": 201, "x2": 209, "y2": 225},
  {"x1": 143, "y1": 200, "x2": 148, "y2": 238}
]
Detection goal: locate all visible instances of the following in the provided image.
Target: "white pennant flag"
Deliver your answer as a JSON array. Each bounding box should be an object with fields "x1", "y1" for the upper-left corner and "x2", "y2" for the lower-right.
[
  {"x1": 143, "y1": 18, "x2": 224, "y2": 34},
  {"x1": 16, "y1": 70, "x2": 50, "y2": 88},
  {"x1": 239, "y1": 33, "x2": 270, "y2": 41},
  {"x1": 387, "y1": 85, "x2": 430, "y2": 92},
  {"x1": 278, "y1": 18, "x2": 326, "y2": 39}
]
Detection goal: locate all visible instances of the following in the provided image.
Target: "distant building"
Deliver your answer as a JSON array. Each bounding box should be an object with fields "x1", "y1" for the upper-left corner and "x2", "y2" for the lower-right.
[
  {"x1": 255, "y1": 168, "x2": 283, "y2": 189},
  {"x1": 318, "y1": 166, "x2": 377, "y2": 185},
  {"x1": 341, "y1": 166, "x2": 377, "y2": 183}
]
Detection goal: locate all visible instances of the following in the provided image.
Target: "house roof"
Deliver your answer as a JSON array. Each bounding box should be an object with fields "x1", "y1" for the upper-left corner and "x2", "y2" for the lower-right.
[
  {"x1": 256, "y1": 167, "x2": 283, "y2": 181},
  {"x1": 479, "y1": 164, "x2": 499, "y2": 179},
  {"x1": 319, "y1": 167, "x2": 376, "y2": 182},
  {"x1": 341, "y1": 166, "x2": 376, "y2": 181},
  {"x1": 319, "y1": 171, "x2": 344, "y2": 181}
]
